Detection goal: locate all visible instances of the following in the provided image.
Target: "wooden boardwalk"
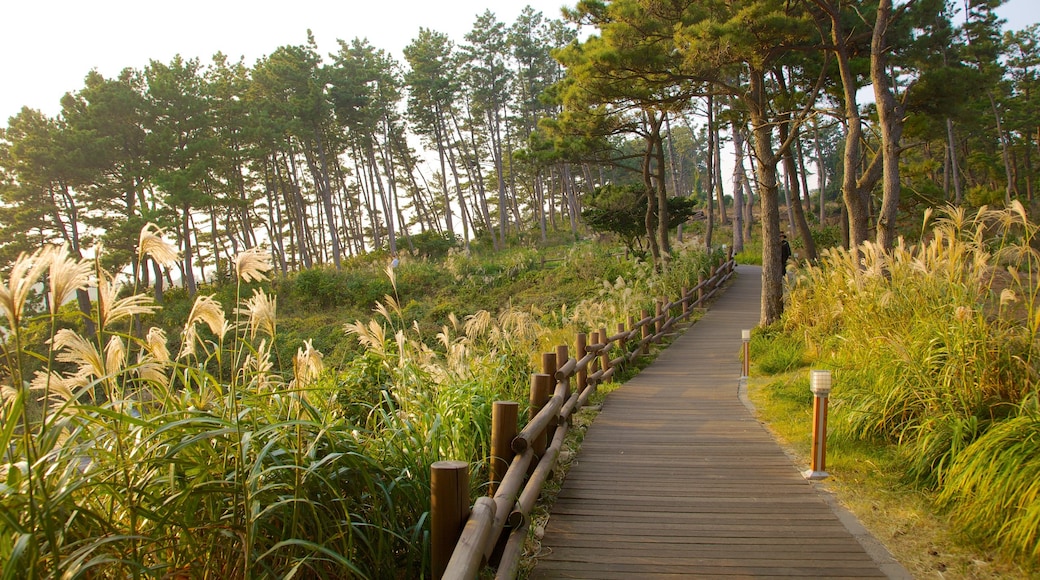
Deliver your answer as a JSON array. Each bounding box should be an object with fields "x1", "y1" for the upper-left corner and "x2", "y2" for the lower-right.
[{"x1": 531, "y1": 265, "x2": 909, "y2": 579}]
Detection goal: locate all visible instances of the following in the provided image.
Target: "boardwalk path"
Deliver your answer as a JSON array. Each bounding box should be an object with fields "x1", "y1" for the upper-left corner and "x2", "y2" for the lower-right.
[{"x1": 531, "y1": 265, "x2": 909, "y2": 579}]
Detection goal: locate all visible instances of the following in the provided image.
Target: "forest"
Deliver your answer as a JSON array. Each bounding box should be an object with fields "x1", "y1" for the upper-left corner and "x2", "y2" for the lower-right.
[
  {"x1": 2, "y1": 0, "x2": 1040, "y2": 577},
  {"x1": 1, "y1": 1, "x2": 1036, "y2": 315}
]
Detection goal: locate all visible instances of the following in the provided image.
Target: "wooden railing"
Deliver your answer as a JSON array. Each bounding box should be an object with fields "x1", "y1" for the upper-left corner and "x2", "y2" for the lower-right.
[{"x1": 430, "y1": 253, "x2": 737, "y2": 580}]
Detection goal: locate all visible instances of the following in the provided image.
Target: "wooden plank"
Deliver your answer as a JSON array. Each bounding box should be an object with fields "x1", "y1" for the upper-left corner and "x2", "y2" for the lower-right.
[{"x1": 531, "y1": 265, "x2": 902, "y2": 579}]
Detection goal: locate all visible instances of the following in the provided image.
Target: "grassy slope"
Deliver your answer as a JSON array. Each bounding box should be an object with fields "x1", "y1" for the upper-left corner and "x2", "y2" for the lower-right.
[{"x1": 745, "y1": 348, "x2": 1035, "y2": 579}]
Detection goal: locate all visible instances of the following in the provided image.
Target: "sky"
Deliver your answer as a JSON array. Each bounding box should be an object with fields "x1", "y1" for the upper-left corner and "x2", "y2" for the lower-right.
[
  {"x1": 0, "y1": 0, "x2": 571, "y2": 123},
  {"x1": 1, "y1": 0, "x2": 1038, "y2": 125}
]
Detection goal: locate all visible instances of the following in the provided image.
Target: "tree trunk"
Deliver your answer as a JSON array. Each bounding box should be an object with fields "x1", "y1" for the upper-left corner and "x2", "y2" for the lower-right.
[
  {"x1": 180, "y1": 204, "x2": 197, "y2": 295},
  {"x1": 642, "y1": 113, "x2": 661, "y2": 266},
  {"x1": 747, "y1": 71, "x2": 784, "y2": 325},
  {"x1": 873, "y1": 0, "x2": 904, "y2": 252},
  {"x1": 989, "y1": 92, "x2": 1016, "y2": 205},
  {"x1": 779, "y1": 120, "x2": 817, "y2": 260},
  {"x1": 731, "y1": 117, "x2": 746, "y2": 253},
  {"x1": 813, "y1": 117, "x2": 828, "y2": 223},
  {"x1": 946, "y1": 118, "x2": 963, "y2": 204},
  {"x1": 710, "y1": 97, "x2": 728, "y2": 225}
]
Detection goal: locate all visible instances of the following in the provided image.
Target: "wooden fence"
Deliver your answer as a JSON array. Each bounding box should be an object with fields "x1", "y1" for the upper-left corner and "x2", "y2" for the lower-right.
[{"x1": 430, "y1": 252, "x2": 737, "y2": 580}]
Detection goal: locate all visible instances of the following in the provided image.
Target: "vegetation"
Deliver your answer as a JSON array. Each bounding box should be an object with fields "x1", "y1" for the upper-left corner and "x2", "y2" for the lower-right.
[
  {"x1": 0, "y1": 227, "x2": 721, "y2": 577},
  {"x1": 3, "y1": 0, "x2": 1040, "y2": 575},
  {"x1": 752, "y1": 204, "x2": 1040, "y2": 573}
]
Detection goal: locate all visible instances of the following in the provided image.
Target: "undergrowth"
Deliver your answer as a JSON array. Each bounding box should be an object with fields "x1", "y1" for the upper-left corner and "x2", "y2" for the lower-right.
[
  {"x1": 754, "y1": 203, "x2": 1040, "y2": 575},
  {"x1": 0, "y1": 227, "x2": 722, "y2": 577}
]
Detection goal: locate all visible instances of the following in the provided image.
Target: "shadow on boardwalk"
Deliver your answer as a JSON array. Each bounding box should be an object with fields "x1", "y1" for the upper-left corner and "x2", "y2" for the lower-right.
[{"x1": 531, "y1": 265, "x2": 910, "y2": 579}]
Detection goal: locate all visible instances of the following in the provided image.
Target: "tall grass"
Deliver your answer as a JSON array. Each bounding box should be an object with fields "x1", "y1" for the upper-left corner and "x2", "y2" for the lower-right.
[
  {"x1": 782, "y1": 203, "x2": 1040, "y2": 563},
  {"x1": 1, "y1": 231, "x2": 720, "y2": 577}
]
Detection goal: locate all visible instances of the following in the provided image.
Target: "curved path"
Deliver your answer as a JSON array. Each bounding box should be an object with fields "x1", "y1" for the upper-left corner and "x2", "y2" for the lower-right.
[{"x1": 531, "y1": 265, "x2": 910, "y2": 579}]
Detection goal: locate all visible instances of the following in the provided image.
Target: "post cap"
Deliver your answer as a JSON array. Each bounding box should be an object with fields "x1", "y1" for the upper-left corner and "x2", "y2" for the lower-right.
[{"x1": 810, "y1": 370, "x2": 832, "y2": 396}]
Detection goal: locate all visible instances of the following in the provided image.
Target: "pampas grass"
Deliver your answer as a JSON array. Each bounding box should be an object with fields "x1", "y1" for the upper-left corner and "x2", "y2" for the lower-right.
[
  {"x1": 0, "y1": 231, "x2": 724, "y2": 577},
  {"x1": 783, "y1": 204, "x2": 1040, "y2": 563}
]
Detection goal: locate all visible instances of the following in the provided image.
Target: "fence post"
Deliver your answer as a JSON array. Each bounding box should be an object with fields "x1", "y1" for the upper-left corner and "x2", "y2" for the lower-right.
[
  {"x1": 804, "y1": 370, "x2": 833, "y2": 481},
  {"x1": 529, "y1": 374, "x2": 552, "y2": 459},
  {"x1": 542, "y1": 352, "x2": 558, "y2": 441},
  {"x1": 431, "y1": 460, "x2": 469, "y2": 580},
  {"x1": 576, "y1": 332, "x2": 588, "y2": 394},
  {"x1": 655, "y1": 299, "x2": 663, "y2": 336},
  {"x1": 598, "y1": 327, "x2": 609, "y2": 382},
  {"x1": 640, "y1": 309, "x2": 650, "y2": 356},
  {"x1": 490, "y1": 401, "x2": 519, "y2": 496},
  {"x1": 697, "y1": 274, "x2": 704, "y2": 306},
  {"x1": 555, "y1": 344, "x2": 570, "y2": 400},
  {"x1": 682, "y1": 286, "x2": 690, "y2": 318},
  {"x1": 541, "y1": 352, "x2": 556, "y2": 377}
]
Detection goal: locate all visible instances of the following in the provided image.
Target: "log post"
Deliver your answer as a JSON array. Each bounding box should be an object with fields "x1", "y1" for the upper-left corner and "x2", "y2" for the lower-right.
[
  {"x1": 431, "y1": 460, "x2": 470, "y2": 580},
  {"x1": 682, "y1": 286, "x2": 690, "y2": 318},
  {"x1": 697, "y1": 274, "x2": 704, "y2": 306},
  {"x1": 655, "y1": 299, "x2": 663, "y2": 336},
  {"x1": 640, "y1": 309, "x2": 650, "y2": 356},
  {"x1": 490, "y1": 401, "x2": 519, "y2": 496},
  {"x1": 576, "y1": 332, "x2": 588, "y2": 395},
  {"x1": 598, "y1": 327, "x2": 609, "y2": 383},
  {"x1": 529, "y1": 374, "x2": 552, "y2": 459},
  {"x1": 541, "y1": 352, "x2": 556, "y2": 377},
  {"x1": 543, "y1": 352, "x2": 558, "y2": 441},
  {"x1": 555, "y1": 344, "x2": 569, "y2": 399}
]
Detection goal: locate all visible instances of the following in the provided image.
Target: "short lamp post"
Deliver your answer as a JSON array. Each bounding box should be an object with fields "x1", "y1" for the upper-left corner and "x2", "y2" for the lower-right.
[
  {"x1": 804, "y1": 370, "x2": 832, "y2": 481},
  {"x1": 740, "y1": 329, "x2": 751, "y2": 378}
]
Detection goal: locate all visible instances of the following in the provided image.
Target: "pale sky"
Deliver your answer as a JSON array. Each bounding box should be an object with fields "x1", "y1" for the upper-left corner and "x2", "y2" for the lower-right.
[
  {"x1": 1, "y1": 0, "x2": 571, "y2": 122},
  {"x1": 1, "y1": 0, "x2": 1038, "y2": 124}
]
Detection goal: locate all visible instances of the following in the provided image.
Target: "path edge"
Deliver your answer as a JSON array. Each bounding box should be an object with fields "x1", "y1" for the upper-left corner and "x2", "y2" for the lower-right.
[{"x1": 737, "y1": 377, "x2": 914, "y2": 580}]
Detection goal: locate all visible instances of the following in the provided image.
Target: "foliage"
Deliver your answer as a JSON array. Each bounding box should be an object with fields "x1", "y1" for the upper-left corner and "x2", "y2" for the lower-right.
[
  {"x1": 580, "y1": 184, "x2": 701, "y2": 256},
  {"x1": 407, "y1": 230, "x2": 460, "y2": 260},
  {"x1": 780, "y1": 204, "x2": 1040, "y2": 565},
  {"x1": 0, "y1": 226, "x2": 724, "y2": 576}
]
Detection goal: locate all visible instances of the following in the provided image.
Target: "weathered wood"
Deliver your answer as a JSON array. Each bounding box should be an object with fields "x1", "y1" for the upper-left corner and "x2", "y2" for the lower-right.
[
  {"x1": 431, "y1": 460, "x2": 470, "y2": 580},
  {"x1": 654, "y1": 299, "x2": 663, "y2": 335},
  {"x1": 598, "y1": 327, "x2": 609, "y2": 382},
  {"x1": 554, "y1": 357, "x2": 576, "y2": 382},
  {"x1": 512, "y1": 388, "x2": 562, "y2": 454},
  {"x1": 524, "y1": 374, "x2": 552, "y2": 457},
  {"x1": 486, "y1": 447, "x2": 534, "y2": 561},
  {"x1": 575, "y1": 333, "x2": 588, "y2": 395},
  {"x1": 493, "y1": 519, "x2": 530, "y2": 580},
  {"x1": 541, "y1": 352, "x2": 556, "y2": 377},
  {"x1": 639, "y1": 309, "x2": 650, "y2": 356},
  {"x1": 443, "y1": 496, "x2": 495, "y2": 579},
  {"x1": 514, "y1": 418, "x2": 569, "y2": 521},
  {"x1": 489, "y1": 401, "x2": 518, "y2": 496}
]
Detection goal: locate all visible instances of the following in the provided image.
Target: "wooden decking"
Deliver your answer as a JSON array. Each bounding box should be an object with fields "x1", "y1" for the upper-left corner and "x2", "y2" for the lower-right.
[{"x1": 531, "y1": 265, "x2": 909, "y2": 579}]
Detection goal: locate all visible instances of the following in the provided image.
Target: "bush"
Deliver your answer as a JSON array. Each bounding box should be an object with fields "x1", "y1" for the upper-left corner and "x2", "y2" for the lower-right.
[{"x1": 408, "y1": 230, "x2": 459, "y2": 259}]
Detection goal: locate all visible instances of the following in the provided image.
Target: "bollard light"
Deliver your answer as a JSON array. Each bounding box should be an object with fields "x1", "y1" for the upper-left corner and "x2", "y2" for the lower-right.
[
  {"x1": 804, "y1": 370, "x2": 832, "y2": 480},
  {"x1": 740, "y1": 329, "x2": 751, "y2": 378},
  {"x1": 810, "y1": 369, "x2": 832, "y2": 397}
]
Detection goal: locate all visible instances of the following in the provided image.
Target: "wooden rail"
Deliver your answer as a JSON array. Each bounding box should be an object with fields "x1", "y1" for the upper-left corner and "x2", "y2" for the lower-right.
[{"x1": 430, "y1": 253, "x2": 737, "y2": 580}]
